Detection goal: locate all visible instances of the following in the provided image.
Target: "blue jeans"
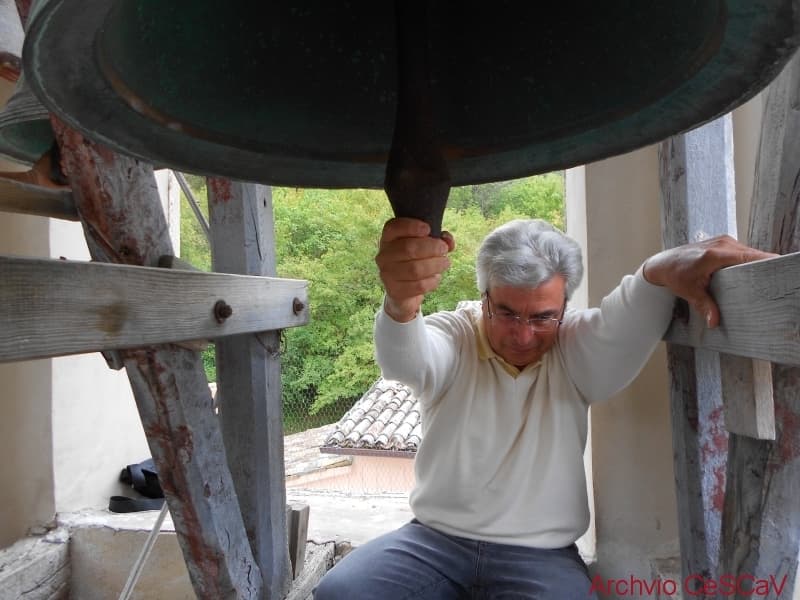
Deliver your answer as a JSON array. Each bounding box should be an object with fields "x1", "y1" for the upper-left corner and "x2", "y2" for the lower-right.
[{"x1": 314, "y1": 520, "x2": 598, "y2": 600}]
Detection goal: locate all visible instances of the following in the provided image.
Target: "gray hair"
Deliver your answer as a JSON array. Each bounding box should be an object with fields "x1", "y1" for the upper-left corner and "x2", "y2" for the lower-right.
[{"x1": 476, "y1": 219, "x2": 583, "y2": 299}]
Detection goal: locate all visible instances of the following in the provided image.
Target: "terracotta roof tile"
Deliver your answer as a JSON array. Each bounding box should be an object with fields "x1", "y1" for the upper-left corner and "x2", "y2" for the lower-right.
[{"x1": 322, "y1": 379, "x2": 421, "y2": 454}]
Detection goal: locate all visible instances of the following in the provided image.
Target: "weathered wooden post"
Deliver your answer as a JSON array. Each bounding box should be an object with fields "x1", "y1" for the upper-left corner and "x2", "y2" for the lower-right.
[
  {"x1": 51, "y1": 120, "x2": 263, "y2": 599},
  {"x1": 208, "y1": 178, "x2": 293, "y2": 599},
  {"x1": 659, "y1": 115, "x2": 737, "y2": 592},
  {"x1": 719, "y1": 50, "x2": 800, "y2": 599}
]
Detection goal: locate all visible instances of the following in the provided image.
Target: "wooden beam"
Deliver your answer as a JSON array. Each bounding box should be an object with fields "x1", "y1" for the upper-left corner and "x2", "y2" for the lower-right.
[
  {"x1": 0, "y1": 177, "x2": 78, "y2": 221},
  {"x1": 208, "y1": 178, "x2": 292, "y2": 599},
  {"x1": 719, "y1": 50, "x2": 800, "y2": 595},
  {"x1": 0, "y1": 255, "x2": 308, "y2": 363},
  {"x1": 658, "y1": 115, "x2": 735, "y2": 589},
  {"x1": 288, "y1": 504, "x2": 310, "y2": 579},
  {"x1": 720, "y1": 357, "x2": 775, "y2": 438},
  {"x1": 663, "y1": 251, "x2": 800, "y2": 365},
  {"x1": 52, "y1": 118, "x2": 263, "y2": 599}
]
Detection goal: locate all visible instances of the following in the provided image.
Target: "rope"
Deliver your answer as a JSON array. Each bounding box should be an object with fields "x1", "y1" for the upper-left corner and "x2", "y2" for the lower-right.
[{"x1": 117, "y1": 501, "x2": 169, "y2": 600}]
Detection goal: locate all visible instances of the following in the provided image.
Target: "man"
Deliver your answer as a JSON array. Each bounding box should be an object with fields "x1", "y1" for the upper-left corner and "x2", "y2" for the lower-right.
[{"x1": 315, "y1": 217, "x2": 773, "y2": 599}]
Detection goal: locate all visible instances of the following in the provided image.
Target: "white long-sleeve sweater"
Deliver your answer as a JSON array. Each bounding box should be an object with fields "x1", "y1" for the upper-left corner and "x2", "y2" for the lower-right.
[{"x1": 374, "y1": 268, "x2": 676, "y2": 549}]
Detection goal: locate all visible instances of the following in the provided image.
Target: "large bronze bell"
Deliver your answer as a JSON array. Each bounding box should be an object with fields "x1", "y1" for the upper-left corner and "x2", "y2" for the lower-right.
[
  {"x1": 21, "y1": 1, "x2": 800, "y2": 226},
  {"x1": 0, "y1": 72, "x2": 54, "y2": 166},
  {"x1": 0, "y1": 1, "x2": 52, "y2": 167}
]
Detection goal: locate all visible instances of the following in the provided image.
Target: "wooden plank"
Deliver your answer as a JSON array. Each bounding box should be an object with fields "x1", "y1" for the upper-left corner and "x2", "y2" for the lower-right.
[
  {"x1": 719, "y1": 49, "x2": 800, "y2": 596},
  {"x1": 0, "y1": 255, "x2": 308, "y2": 363},
  {"x1": 52, "y1": 119, "x2": 263, "y2": 599},
  {"x1": 284, "y1": 542, "x2": 334, "y2": 600},
  {"x1": 208, "y1": 178, "x2": 292, "y2": 599},
  {"x1": 720, "y1": 357, "x2": 775, "y2": 438},
  {"x1": 0, "y1": 177, "x2": 78, "y2": 220},
  {"x1": 658, "y1": 115, "x2": 735, "y2": 591},
  {"x1": 663, "y1": 252, "x2": 800, "y2": 365},
  {"x1": 288, "y1": 504, "x2": 310, "y2": 579}
]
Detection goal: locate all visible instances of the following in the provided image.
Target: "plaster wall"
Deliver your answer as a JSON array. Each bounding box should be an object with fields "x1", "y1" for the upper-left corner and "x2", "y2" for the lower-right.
[
  {"x1": 287, "y1": 455, "x2": 416, "y2": 495},
  {"x1": 0, "y1": 79, "x2": 56, "y2": 547},
  {"x1": 0, "y1": 83, "x2": 181, "y2": 543},
  {"x1": 567, "y1": 145, "x2": 680, "y2": 590},
  {"x1": 564, "y1": 166, "x2": 598, "y2": 563},
  {"x1": 731, "y1": 94, "x2": 764, "y2": 242},
  {"x1": 0, "y1": 355, "x2": 55, "y2": 548},
  {"x1": 50, "y1": 170, "x2": 180, "y2": 513},
  {"x1": 48, "y1": 219, "x2": 151, "y2": 513}
]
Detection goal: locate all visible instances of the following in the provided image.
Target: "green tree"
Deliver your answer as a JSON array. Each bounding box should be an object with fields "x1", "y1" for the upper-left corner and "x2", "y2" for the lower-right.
[
  {"x1": 178, "y1": 174, "x2": 212, "y2": 272},
  {"x1": 178, "y1": 174, "x2": 565, "y2": 428},
  {"x1": 445, "y1": 173, "x2": 564, "y2": 227},
  {"x1": 176, "y1": 174, "x2": 217, "y2": 380},
  {"x1": 274, "y1": 188, "x2": 391, "y2": 418}
]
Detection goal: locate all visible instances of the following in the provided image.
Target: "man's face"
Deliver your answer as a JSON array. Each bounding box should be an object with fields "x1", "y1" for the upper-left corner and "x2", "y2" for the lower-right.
[{"x1": 482, "y1": 275, "x2": 567, "y2": 369}]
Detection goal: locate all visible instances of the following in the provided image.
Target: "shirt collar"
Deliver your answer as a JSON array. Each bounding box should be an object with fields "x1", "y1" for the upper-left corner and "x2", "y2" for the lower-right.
[{"x1": 475, "y1": 314, "x2": 524, "y2": 377}]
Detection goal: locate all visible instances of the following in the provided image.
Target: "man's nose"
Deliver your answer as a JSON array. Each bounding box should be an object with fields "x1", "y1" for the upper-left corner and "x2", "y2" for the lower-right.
[{"x1": 512, "y1": 323, "x2": 537, "y2": 344}]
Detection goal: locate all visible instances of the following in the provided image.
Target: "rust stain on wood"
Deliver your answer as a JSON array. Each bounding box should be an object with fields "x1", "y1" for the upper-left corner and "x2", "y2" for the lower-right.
[
  {"x1": 710, "y1": 463, "x2": 726, "y2": 513},
  {"x1": 773, "y1": 401, "x2": 800, "y2": 466},
  {"x1": 208, "y1": 178, "x2": 233, "y2": 203},
  {"x1": 700, "y1": 406, "x2": 728, "y2": 513},
  {"x1": 130, "y1": 348, "x2": 229, "y2": 594},
  {"x1": 15, "y1": 0, "x2": 31, "y2": 27},
  {"x1": 51, "y1": 118, "x2": 167, "y2": 267},
  {"x1": 97, "y1": 301, "x2": 128, "y2": 335},
  {"x1": 53, "y1": 113, "x2": 251, "y2": 596}
]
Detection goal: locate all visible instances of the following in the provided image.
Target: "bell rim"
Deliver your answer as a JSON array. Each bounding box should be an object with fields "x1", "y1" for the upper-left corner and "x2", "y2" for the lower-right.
[
  {"x1": 0, "y1": 98, "x2": 50, "y2": 128},
  {"x1": 22, "y1": 0, "x2": 800, "y2": 188}
]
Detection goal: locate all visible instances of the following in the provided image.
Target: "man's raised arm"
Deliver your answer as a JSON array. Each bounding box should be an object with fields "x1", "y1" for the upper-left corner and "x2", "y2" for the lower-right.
[{"x1": 375, "y1": 217, "x2": 455, "y2": 322}]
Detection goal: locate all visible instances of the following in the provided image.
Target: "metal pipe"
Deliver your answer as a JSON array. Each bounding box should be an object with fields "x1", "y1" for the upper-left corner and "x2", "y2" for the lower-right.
[{"x1": 174, "y1": 171, "x2": 210, "y2": 241}]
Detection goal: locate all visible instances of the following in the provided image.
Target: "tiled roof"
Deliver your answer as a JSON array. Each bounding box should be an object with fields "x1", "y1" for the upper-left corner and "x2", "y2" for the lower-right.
[
  {"x1": 208, "y1": 383, "x2": 352, "y2": 477},
  {"x1": 322, "y1": 379, "x2": 421, "y2": 454},
  {"x1": 284, "y1": 423, "x2": 352, "y2": 479}
]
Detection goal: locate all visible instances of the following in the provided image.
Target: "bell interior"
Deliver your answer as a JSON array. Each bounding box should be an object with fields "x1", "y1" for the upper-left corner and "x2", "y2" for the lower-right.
[
  {"x1": 97, "y1": 1, "x2": 721, "y2": 162},
  {"x1": 22, "y1": 0, "x2": 798, "y2": 187}
]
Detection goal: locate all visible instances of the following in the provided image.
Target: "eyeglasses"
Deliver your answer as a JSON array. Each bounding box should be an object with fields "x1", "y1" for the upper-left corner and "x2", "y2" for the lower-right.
[{"x1": 483, "y1": 291, "x2": 564, "y2": 332}]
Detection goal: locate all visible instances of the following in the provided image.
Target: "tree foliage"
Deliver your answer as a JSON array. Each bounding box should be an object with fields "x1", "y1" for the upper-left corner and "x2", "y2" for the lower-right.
[{"x1": 179, "y1": 173, "x2": 565, "y2": 426}]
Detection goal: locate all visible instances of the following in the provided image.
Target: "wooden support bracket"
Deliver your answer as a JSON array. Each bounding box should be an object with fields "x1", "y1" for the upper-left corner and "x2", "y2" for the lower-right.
[
  {"x1": 659, "y1": 115, "x2": 735, "y2": 587},
  {"x1": 208, "y1": 178, "x2": 293, "y2": 599},
  {"x1": 0, "y1": 255, "x2": 308, "y2": 363},
  {"x1": 0, "y1": 177, "x2": 78, "y2": 221},
  {"x1": 50, "y1": 118, "x2": 266, "y2": 599},
  {"x1": 718, "y1": 50, "x2": 800, "y2": 593},
  {"x1": 289, "y1": 504, "x2": 310, "y2": 579},
  {"x1": 720, "y1": 356, "x2": 775, "y2": 439}
]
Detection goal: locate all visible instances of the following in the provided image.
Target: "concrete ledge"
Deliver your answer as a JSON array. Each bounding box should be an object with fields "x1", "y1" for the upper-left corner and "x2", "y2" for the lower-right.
[
  {"x1": 0, "y1": 528, "x2": 70, "y2": 600},
  {"x1": 60, "y1": 510, "x2": 193, "y2": 600},
  {"x1": 60, "y1": 509, "x2": 336, "y2": 599}
]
